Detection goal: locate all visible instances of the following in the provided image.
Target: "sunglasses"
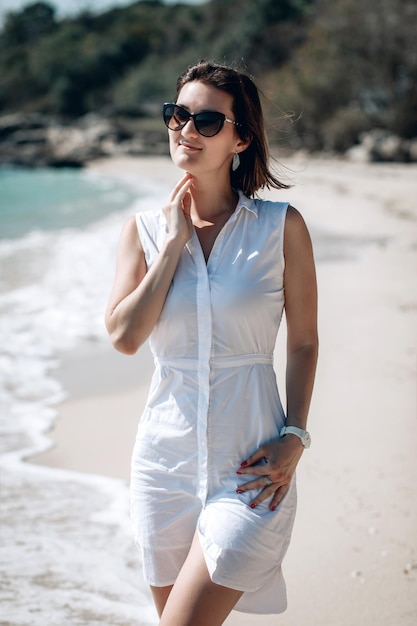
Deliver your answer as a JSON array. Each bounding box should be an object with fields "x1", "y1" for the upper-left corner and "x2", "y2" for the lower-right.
[{"x1": 163, "y1": 103, "x2": 242, "y2": 137}]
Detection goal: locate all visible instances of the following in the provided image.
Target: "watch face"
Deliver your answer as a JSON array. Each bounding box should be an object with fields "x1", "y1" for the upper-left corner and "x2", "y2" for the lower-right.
[{"x1": 303, "y1": 432, "x2": 311, "y2": 448}]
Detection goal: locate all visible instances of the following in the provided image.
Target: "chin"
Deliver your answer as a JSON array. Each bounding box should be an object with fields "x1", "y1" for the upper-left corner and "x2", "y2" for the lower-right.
[
  {"x1": 172, "y1": 154, "x2": 199, "y2": 175},
  {"x1": 170, "y1": 148, "x2": 185, "y2": 169}
]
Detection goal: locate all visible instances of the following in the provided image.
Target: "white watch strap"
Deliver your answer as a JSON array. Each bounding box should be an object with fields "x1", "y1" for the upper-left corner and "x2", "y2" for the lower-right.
[{"x1": 280, "y1": 426, "x2": 311, "y2": 447}]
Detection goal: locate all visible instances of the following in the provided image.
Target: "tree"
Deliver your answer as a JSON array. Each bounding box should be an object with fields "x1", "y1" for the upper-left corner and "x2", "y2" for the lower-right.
[
  {"x1": 1, "y1": 2, "x2": 56, "y2": 46},
  {"x1": 267, "y1": 0, "x2": 417, "y2": 149}
]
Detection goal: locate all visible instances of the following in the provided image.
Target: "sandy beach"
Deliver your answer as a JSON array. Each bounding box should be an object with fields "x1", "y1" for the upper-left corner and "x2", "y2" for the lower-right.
[{"x1": 31, "y1": 154, "x2": 417, "y2": 625}]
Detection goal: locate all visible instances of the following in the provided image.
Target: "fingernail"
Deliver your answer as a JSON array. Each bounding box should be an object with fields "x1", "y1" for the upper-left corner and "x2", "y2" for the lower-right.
[
  {"x1": 270, "y1": 505, "x2": 276, "y2": 512},
  {"x1": 240, "y1": 461, "x2": 248, "y2": 467},
  {"x1": 236, "y1": 489, "x2": 243, "y2": 494},
  {"x1": 236, "y1": 470, "x2": 242, "y2": 475},
  {"x1": 250, "y1": 503, "x2": 256, "y2": 509}
]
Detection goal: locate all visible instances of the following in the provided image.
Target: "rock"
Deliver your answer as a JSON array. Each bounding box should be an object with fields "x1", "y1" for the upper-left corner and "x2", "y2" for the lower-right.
[
  {"x1": 344, "y1": 129, "x2": 416, "y2": 163},
  {"x1": 0, "y1": 112, "x2": 49, "y2": 141},
  {"x1": 0, "y1": 142, "x2": 49, "y2": 167},
  {"x1": 46, "y1": 126, "x2": 101, "y2": 166},
  {"x1": 120, "y1": 131, "x2": 168, "y2": 156},
  {"x1": 360, "y1": 129, "x2": 410, "y2": 162},
  {"x1": 8, "y1": 128, "x2": 48, "y2": 146},
  {"x1": 408, "y1": 138, "x2": 417, "y2": 162},
  {"x1": 345, "y1": 144, "x2": 371, "y2": 163},
  {"x1": 45, "y1": 115, "x2": 135, "y2": 165},
  {"x1": 0, "y1": 113, "x2": 61, "y2": 166},
  {"x1": 376, "y1": 134, "x2": 408, "y2": 162},
  {"x1": 0, "y1": 112, "x2": 133, "y2": 167}
]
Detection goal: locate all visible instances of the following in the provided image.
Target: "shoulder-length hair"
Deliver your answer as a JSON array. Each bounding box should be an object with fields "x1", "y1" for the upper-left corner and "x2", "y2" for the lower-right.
[{"x1": 175, "y1": 60, "x2": 289, "y2": 197}]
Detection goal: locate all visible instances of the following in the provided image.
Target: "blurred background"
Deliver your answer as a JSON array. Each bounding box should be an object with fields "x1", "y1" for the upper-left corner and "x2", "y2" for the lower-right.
[{"x1": 0, "y1": 0, "x2": 416, "y2": 167}]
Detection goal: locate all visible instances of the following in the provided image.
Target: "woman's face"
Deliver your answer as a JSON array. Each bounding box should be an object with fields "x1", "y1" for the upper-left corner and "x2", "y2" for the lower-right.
[{"x1": 168, "y1": 80, "x2": 243, "y2": 177}]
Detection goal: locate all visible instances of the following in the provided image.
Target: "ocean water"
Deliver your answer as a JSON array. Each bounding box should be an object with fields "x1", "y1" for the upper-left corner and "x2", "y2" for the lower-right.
[{"x1": 0, "y1": 165, "x2": 170, "y2": 625}]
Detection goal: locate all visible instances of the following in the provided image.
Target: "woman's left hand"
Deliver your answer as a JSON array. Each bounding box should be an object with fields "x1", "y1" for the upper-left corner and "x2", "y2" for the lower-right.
[{"x1": 236, "y1": 435, "x2": 304, "y2": 511}]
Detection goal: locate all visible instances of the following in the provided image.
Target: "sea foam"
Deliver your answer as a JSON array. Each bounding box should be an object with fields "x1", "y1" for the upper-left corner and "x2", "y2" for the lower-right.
[{"x1": 0, "y1": 167, "x2": 171, "y2": 625}]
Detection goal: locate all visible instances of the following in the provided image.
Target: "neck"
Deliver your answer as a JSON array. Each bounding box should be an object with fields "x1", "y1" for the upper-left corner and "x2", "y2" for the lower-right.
[{"x1": 188, "y1": 174, "x2": 237, "y2": 223}]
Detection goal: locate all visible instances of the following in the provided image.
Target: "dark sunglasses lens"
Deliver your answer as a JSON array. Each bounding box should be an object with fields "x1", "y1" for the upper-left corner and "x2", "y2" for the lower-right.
[
  {"x1": 194, "y1": 112, "x2": 224, "y2": 137},
  {"x1": 163, "y1": 104, "x2": 189, "y2": 130},
  {"x1": 162, "y1": 104, "x2": 225, "y2": 136}
]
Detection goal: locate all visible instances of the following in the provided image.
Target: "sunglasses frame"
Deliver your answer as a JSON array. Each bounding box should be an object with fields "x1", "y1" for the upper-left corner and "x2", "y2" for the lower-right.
[{"x1": 163, "y1": 102, "x2": 241, "y2": 137}]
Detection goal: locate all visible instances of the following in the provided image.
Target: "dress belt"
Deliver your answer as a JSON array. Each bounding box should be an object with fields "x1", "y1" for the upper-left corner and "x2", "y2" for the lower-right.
[{"x1": 155, "y1": 353, "x2": 273, "y2": 370}]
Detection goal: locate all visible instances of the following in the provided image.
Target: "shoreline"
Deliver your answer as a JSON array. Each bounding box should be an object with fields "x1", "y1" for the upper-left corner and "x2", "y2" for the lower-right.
[
  {"x1": 30, "y1": 341, "x2": 154, "y2": 482},
  {"x1": 29, "y1": 155, "x2": 417, "y2": 625}
]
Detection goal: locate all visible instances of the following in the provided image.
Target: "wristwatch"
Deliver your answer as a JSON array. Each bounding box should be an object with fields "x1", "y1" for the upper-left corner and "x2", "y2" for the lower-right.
[{"x1": 280, "y1": 425, "x2": 311, "y2": 448}]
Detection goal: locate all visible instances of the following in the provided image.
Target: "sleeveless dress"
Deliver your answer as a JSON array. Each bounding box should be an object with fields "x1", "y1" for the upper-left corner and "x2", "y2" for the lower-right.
[{"x1": 130, "y1": 191, "x2": 297, "y2": 614}]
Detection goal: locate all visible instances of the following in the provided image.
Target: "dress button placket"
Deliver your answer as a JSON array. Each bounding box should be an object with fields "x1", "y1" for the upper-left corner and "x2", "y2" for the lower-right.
[{"x1": 188, "y1": 232, "x2": 212, "y2": 504}]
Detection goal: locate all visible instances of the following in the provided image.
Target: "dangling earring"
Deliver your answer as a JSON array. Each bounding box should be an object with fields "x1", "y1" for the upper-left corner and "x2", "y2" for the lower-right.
[{"x1": 232, "y1": 152, "x2": 240, "y2": 172}]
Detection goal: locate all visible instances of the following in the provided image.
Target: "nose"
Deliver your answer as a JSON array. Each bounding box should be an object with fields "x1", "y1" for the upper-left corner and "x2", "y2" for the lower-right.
[{"x1": 181, "y1": 116, "x2": 199, "y2": 137}]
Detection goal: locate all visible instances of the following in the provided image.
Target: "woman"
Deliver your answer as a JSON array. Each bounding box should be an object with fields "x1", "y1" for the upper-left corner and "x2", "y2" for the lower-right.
[{"x1": 105, "y1": 60, "x2": 318, "y2": 625}]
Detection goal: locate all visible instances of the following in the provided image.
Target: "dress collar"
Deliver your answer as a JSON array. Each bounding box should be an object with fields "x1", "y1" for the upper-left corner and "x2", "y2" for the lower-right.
[{"x1": 233, "y1": 190, "x2": 259, "y2": 218}]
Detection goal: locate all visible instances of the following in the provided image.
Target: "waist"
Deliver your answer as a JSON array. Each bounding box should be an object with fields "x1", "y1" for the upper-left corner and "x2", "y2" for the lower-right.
[{"x1": 155, "y1": 353, "x2": 273, "y2": 370}]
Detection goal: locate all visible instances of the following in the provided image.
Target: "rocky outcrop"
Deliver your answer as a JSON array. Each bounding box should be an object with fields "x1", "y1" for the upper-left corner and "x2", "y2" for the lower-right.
[
  {"x1": 1, "y1": 113, "x2": 415, "y2": 167},
  {"x1": 0, "y1": 112, "x2": 168, "y2": 167},
  {"x1": 346, "y1": 129, "x2": 417, "y2": 163}
]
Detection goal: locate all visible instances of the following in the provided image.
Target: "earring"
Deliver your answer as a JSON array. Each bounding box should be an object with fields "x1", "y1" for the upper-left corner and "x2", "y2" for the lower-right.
[{"x1": 232, "y1": 152, "x2": 240, "y2": 172}]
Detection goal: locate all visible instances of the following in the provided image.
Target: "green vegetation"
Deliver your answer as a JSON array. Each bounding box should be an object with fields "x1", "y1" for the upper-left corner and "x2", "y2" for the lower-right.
[{"x1": 0, "y1": 0, "x2": 415, "y2": 151}]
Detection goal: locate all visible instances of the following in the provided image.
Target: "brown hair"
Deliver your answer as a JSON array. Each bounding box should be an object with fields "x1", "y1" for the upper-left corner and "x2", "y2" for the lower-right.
[{"x1": 175, "y1": 60, "x2": 289, "y2": 197}]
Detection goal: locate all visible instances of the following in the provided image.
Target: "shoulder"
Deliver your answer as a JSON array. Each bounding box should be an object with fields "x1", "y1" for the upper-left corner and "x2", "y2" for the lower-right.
[
  {"x1": 253, "y1": 196, "x2": 288, "y2": 214},
  {"x1": 135, "y1": 207, "x2": 165, "y2": 237},
  {"x1": 118, "y1": 215, "x2": 143, "y2": 255},
  {"x1": 284, "y1": 205, "x2": 314, "y2": 259},
  {"x1": 285, "y1": 204, "x2": 308, "y2": 232},
  {"x1": 250, "y1": 197, "x2": 289, "y2": 230}
]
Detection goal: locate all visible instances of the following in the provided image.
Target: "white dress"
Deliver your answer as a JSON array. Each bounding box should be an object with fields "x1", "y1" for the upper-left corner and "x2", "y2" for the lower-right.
[{"x1": 130, "y1": 191, "x2": 297, "y2": 614}]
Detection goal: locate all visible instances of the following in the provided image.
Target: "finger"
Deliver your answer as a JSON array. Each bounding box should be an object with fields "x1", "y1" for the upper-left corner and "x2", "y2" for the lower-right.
[
  {"x1": 269, "y1": 485, "x2": 290, "y2": 512},
  {"x1": 237, "y1": 466, "x2": 272, "y2": 479},
  {"x1": 238, "y1": 448, "x2": 267, "y2": 473},
  {"x1": 173, "y1": 180, "x2": 192, "y2": 207},
  {"x1": 248, "y1": 483, "x2": 288, "y2": 510},
  {"x1": 247, "y1": 483, "x2": 277, "y2": 509},
  {"x1": 170, "y1": 174, "x2": 192, "y2": 201},
  {"x1": 182, "y1": 190, "x2": 191, "y2": 215},
  {"x1": 172, "y1": 172, "x2": 191, "y2": 194},
  {"x1": 236, "y1": 476, "x2": 274, "y2": 493}
]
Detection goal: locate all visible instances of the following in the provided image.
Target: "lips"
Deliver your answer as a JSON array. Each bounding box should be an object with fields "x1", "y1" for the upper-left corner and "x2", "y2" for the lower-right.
[{"x1": 179, "y1": 140, "x2": 201, "y2": 151}]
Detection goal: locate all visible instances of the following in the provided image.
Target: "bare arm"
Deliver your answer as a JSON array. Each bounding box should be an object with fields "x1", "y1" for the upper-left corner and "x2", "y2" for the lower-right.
[
  {"x1": 284, "y1": 205, "x2": 318, "y2": 431},
  {"x1": 105, "y1": 174, "x2": 193, "y2": 355},
  {"x1": 236, "y1": 205, "x2": 318, "y2": 509}
]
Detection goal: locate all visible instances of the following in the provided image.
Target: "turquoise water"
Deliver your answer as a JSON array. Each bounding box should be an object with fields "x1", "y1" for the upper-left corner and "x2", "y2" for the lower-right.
[
  {"x1": 0, "y1": 164, "x2": 161, "y2": 625},
  {"x1": 0, "y1": 165, "x2": 139, "y2": 238}
]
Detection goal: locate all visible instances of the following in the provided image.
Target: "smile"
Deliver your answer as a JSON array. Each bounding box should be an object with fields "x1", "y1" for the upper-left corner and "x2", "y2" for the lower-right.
[{"x1": 179, "y1": 141, "x2": 201, "y2": 151}]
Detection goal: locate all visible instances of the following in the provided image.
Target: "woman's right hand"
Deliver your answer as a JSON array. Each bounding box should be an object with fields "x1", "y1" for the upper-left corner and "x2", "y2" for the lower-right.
[
  {"x1": 105, "y1": 173, "x2": 195, "y2": 354},
  {"x1": 163, "y1": 173, "x2": 193, "y2": 245}
]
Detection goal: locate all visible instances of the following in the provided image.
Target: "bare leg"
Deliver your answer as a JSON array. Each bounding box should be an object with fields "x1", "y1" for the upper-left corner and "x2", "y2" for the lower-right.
[
  {"x1": 150, "y1": 585, "x2": 173, "y2": 618},
  {"x1": 159, "y1": 533, "x2": 243, "y2": 626}
]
